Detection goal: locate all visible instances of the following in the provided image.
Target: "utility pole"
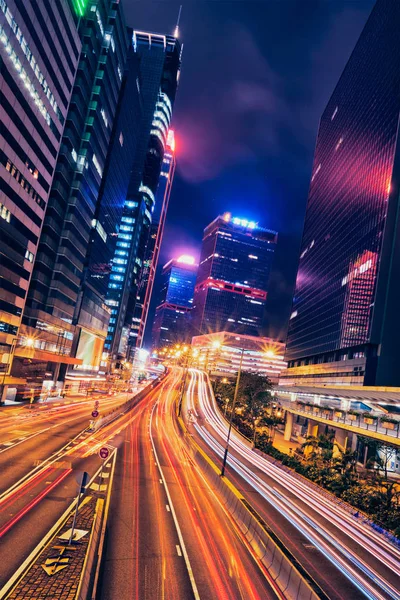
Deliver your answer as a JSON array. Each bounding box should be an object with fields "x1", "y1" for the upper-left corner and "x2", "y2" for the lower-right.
[{"x1": 221, "y1": 348, "x2": 244, "y2": 477}]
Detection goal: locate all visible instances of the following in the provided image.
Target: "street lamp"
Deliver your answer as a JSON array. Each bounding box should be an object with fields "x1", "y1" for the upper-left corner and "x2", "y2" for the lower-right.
[{"x1": 221, "y1": 347, "x2": 244, "y2": 477}]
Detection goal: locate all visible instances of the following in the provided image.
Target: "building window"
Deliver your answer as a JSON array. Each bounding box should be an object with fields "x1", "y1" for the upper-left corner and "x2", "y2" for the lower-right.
[
  {"x1": 0, "y1": 203, "x2": 11, "y2": 222},
  {"x1": 92, "y1": 153, "x2": 103, "y2": 177},
  {"x1": 25, "y1": 249, "x2": 34, "y2": 262},
  {"x1": 101, "y1": 109, "x2": 108, "y2": 128},
  {"x1": 0, "y1": 2, "x2": 61, "y2": 122}
]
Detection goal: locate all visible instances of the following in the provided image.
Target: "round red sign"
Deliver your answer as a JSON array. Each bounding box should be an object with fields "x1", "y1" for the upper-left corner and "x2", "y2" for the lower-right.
[{"x1": 99, "y1": 447, "x2": 109, "y2": 460}]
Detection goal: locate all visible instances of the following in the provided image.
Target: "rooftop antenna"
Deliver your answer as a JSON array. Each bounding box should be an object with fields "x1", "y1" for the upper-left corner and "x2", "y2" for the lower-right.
[{"x1": 174, "y1": 5, "x2": 182, "y2": 38}]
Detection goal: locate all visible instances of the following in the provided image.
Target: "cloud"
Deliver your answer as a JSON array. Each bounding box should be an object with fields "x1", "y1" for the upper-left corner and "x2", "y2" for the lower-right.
[{"x1": 175, "y1": 24, "x2": 286, "y2": 182}]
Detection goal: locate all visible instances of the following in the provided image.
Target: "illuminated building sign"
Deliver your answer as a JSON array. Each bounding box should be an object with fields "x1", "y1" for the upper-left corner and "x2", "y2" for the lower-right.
[
  {"x1": 222, "y1": 213, "x2": 257, "y2": 229},
  {"x1": 176, "y1": 254, "x2": 196, "y2": 265}
]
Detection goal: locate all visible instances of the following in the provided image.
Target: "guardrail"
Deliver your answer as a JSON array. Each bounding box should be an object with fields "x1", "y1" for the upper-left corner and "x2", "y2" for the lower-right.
[{"x1": 177, "y1": 416, "x2": 324, "y2": 600}]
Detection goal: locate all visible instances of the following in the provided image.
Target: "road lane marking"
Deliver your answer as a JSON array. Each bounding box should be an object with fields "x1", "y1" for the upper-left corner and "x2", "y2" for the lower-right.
[
  {"x1": 159, "y1": 479, "x2": 163, "y2": 484},
  {"x1": 176, "y1": 545, "x2": 182, "y2": 556},
  {"x1": 166, "y1": 505, "x2": 170, "y2": 512},
  {"x1": 149, "y1": 403, "x2": 200, "y2": 600}
]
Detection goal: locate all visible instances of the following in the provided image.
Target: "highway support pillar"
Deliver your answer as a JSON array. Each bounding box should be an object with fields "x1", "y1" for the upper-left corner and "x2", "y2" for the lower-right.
[{"x1": 284, "y1": 411, "x2": 293, "y2": 441}]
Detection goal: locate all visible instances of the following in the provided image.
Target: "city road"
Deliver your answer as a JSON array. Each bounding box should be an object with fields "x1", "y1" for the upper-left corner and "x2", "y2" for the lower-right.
[{"x1": 184, "y1": 369, "x2": 400, "y2": 600}]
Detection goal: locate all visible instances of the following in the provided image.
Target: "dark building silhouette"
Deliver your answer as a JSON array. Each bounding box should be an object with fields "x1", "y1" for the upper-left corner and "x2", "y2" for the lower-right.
[
  {"x1": 191, "y1": 214, "x2": 277, "y2": 337},
  {"x1": 284, "y1": 0, "x2": 400, "y2": 386}
]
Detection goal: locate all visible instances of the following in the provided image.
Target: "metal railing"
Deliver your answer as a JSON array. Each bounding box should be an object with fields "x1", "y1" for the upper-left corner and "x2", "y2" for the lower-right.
[{"x1": 279, "y1": 399, "x2": 400, "y2": 440}]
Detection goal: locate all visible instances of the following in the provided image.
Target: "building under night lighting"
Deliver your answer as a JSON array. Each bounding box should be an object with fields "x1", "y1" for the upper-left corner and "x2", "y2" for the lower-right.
[
  {"x1": 192, "y1": 332, "x2": 286, "y2": 384},
  {"x1": 152, "y1": 255, "x2": 197, "y2": 349},
  {"x1": 132, "y1": 129, "x2": 176, "y2": 349},
  {"x1": 13, "y1": 0, "x2": 130, "y2": 396},
  {"x1": 191, "y1": 214, "x2": 277, "y2": 337},
  {"x1": 0, "y1": 0, "x2": 81, "y2": 400},
  {"x1": 104, "y1": 30, "x2": 182, "y2": 361},
  {"x1": 283, "y1": 0, "x2": 400, "y2": 387}
]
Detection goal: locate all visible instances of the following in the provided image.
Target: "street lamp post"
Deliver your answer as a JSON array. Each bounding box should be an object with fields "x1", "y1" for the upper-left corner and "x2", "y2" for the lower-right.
[{"x1": 221, "y1": 347, "x2": 244, "y2": 477}]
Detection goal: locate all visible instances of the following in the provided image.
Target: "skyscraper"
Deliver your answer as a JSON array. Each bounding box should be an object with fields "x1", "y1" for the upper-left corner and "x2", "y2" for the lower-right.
[
  {"x1": 14, "y1": 0, "x2": 130, "y2": 395},
  {"x1": 152, "y1": 255, "x2": 197, "y2": 349},
  {"x1": 191, "y1": 214, "x2": 277, "y2": 337},
  {"x1": 104, "y1": 30, "x2": 182, "y2": 360},
  {"x1": 0, "y1": 0, "x2": 80, "y2": 400},
  {"x1": 284, "y1": 0, "x2": 400, "y2": 387},
  {"x1": 132, "y1": 129, "x2": 176, "y2": 348}
]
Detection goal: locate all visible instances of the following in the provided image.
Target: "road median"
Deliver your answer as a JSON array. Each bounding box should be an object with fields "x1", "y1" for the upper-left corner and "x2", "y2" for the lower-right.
[{"x1": 1, "y1": 451, "x2": 117, "y2": 600}]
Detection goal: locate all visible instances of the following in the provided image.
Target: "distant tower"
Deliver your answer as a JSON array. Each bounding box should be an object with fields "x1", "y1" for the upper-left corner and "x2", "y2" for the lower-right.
[
  {"x1": 191, "y1": 214, "x2": 277, "y2": 336},
  {"x1": 152, "y1": 255, "x2": 198, "y2": 349}
]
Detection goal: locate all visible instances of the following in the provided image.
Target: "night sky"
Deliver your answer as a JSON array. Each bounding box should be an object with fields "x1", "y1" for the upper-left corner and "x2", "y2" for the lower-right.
[{"x1": 122, "y1": 0, "x2": 374, "y2": 343}]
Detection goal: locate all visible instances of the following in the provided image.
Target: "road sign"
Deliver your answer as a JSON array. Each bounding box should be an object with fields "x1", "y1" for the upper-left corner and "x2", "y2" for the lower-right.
[
  {"x1": 99, "y1": 446, "x2": 109, "y2": 460},
  {"x1": 91, "y1": 410, "x2": 99, "y2": 418}
]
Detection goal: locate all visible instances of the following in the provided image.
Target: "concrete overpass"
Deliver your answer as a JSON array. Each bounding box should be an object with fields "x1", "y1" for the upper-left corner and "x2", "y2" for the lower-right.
[{"x1": 273, "y1": 385, "x2": 400, "y2": 473}]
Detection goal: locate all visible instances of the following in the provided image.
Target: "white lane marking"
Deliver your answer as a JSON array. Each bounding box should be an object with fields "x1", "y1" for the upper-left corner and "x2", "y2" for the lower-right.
[
  {"x1": 166, "y1": 505, "x2": 170, "y2": 512},
  {"x1": 176, "y1": 545, "x2": 182, "y2": 556},
  {"x1": 159, "y1": 479, "x2": 163, "y2": 484},
  {"x1": 150, "y1": 403, "x2": 200, "y2": 600}
]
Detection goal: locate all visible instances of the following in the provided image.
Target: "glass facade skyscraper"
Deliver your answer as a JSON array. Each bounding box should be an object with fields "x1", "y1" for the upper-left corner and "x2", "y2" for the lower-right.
[
  {"x1": 284, "y1": 0, "x2": 400, "y2": 386},
  {"x1": 191, "y1": 214, "x2": 277, "y2": 337},
  {"x1": 14, "y1": 0, "x2": 130, "y2": 394},
  {"x1": 0, "y1": 0, "x2": 80, "y2": 399},
  {"x1": 104, "y1": 31, "x2": 182, "y2": 360},
  {"x1": 132, "y1": 129, "x2": 176, "y2": 349},
  {"x1": 152, "y1": 255, "x2": 197, "y2": 349}
]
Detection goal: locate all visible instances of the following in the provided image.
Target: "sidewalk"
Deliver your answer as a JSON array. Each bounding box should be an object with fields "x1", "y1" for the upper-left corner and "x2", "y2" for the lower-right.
[{"x1": 272, "y1": 429, "x2": 301, "y2": 455}]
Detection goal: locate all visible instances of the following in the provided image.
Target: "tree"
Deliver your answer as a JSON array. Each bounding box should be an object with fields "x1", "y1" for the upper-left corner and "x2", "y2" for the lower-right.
[
  {"x1": 358, "y1": 436, "x2": 396, "y2": 481},
  {"x1": 301, "y1": 432, "x2": 335, "y2": 464},
  {"x1": 236, "y1": 372, "x2": 272, "y2": 446},
  {"x1": 333, "y1": 448, "x2": 358, "y2": 475}
]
